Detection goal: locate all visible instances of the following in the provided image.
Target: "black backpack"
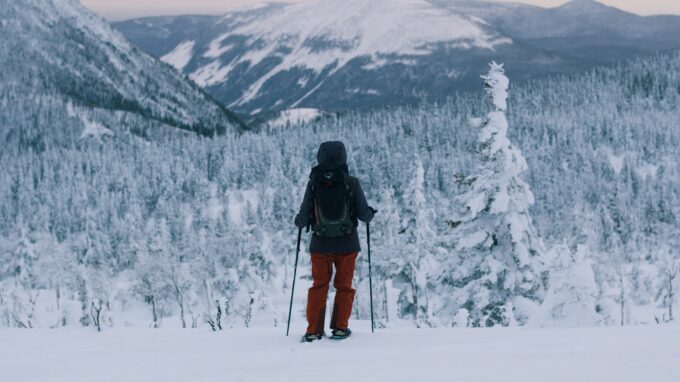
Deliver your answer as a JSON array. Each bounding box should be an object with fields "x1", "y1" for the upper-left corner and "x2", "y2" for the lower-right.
[{"x1": 310, "y1": 168, "x2": 355, "y2": 237}]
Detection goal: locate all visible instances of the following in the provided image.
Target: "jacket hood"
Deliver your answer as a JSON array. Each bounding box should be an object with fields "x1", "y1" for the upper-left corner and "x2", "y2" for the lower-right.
[
  {"x1": 311, "y1": 141, "x2": 348, "y2": 175},
  {"x1": 316, "y1": 141, "x2": 347, "y2": 166}
]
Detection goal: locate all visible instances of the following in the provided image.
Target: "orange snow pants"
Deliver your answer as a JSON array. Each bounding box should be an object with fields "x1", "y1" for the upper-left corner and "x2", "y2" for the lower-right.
[{"x1": 306, "y1": 252, "x2": 358, "y2": 334}]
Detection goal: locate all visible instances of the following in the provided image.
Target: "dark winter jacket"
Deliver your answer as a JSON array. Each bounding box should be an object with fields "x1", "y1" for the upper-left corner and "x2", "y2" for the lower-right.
[{"x1": 294, "y1": 141, "x2": 374, "y2": 254}]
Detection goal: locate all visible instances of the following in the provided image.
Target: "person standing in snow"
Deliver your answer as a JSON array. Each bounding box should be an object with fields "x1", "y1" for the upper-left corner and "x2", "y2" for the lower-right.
[{"x1": 294, "y1": 141, "x2": 375, "y2": 342}]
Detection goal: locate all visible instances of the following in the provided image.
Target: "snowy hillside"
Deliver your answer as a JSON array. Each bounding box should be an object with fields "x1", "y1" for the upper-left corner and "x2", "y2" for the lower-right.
[
  {"x1": 0, "y1": 0, "x2": 243, "y2": 148},
  {"x1": 190, "y1": 0, "x2": 510, "y2": 90},
  {"x1": 3, "y1": 2, "x2": 680, "y2": 378},
  {"x1": 266, "y1": 108, "x2": 328, "y2": 128},
  {"x1": 2, "y1": 52, "x2": 679, "y2": 331},
  {"x1": 115, "y1": 0, "x2": 680, "y2": 115},
  {"x1": 445, "y1": 0, "x2": 680, "y2": 62},
  {"x1": 479, "y1": 0, "x2": 680, "y2": 40},
  {"x1": 116, "y1": 0, "x2": 566, "y2": 115},
  {"x1": 2, "y1": 324, "x2": 680, "y2": 382}
]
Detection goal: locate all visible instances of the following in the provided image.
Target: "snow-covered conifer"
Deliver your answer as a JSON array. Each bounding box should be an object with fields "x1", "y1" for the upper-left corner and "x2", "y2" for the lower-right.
[
  {"x1": 655, "y1": 245, "x2": 679, "y2": 322},
  {"x1": 528, "y1": 245, "x2": 600, "y2": 327},
  {"x1": 135, "y1": 219, "x2": 173, "y2": 328},
  {"x1": 399, "y1": 157, "x2": 437, "y2": 326},
  {"x1": 447, "y1": 62, "x2": 547, "y2": 326}
]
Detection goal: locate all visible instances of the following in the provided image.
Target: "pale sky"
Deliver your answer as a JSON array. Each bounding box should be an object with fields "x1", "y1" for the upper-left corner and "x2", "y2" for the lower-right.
[{"x1": 80, "y1": 0, "x2": 680, "y2": 21}]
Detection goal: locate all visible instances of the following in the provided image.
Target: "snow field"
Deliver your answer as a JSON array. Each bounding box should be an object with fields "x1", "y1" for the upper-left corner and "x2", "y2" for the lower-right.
[
  {"x1": 161, "y1": 41, "x2": 196, "y2": 71},
  {"x1": 1, "y1": 323, "x2": 679, "y2": 382}
]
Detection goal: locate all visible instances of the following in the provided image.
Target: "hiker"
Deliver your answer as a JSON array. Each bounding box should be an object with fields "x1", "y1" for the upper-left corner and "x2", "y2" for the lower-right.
[{"x1": 294, "y1": 141, "x2": 375, "y2": 342}]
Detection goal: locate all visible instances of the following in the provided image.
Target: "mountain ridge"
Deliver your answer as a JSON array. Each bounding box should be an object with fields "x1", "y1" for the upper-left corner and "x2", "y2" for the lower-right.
[
  {"x1": 113, "y1": 0, "x2": 680, "y2": 116},
  {"x1": 0, "y1": 0, "x2": 245, "y2": 148}
]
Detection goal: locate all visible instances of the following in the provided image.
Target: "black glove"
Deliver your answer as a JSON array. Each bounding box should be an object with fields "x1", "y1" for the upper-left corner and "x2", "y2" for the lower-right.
[
  {"x1": 294, "y1": 214, "x2": 307, "y2": 229},
  {"x1": 367, "y1": 206, "x2": 378, "y2": 222}
]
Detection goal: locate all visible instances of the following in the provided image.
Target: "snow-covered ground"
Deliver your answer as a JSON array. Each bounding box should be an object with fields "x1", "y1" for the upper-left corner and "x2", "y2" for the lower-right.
[
  {"x1": 267, "y1": 108, "x2": 327, "y2": 128},
  {"x1": 2, "y1": 322, "x2": 679, "y2": 382},
  {"x1": 161, "y1": 40, "x2": 195, "y2": 71}
]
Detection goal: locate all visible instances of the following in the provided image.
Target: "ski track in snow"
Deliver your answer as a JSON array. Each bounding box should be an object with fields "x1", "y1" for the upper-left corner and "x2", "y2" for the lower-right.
[{"x1": 1, "y1": 323, "x2": 679, "y2": 382}]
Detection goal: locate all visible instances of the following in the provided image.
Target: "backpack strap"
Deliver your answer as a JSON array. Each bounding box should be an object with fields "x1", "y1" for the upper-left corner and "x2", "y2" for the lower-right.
[
  {"x1": 309, "y1": 181, "x2": 317, "y2": 229},
  {"x1": 342, "y1": 172, "x2": 357, "y2": 225}
]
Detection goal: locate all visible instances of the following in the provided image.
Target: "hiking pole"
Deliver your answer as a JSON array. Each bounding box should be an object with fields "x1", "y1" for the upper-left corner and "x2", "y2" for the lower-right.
[
  {"x1": 286, "y1": 227, "x2": 303, "y2": 336},
  {"x1": 367, "y1": 222, "x2": 375, "y2": 333}
]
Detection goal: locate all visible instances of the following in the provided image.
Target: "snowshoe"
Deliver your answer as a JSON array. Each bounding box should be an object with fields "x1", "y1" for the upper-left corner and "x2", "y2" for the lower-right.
[
  {"x1": 330, "y1": 328, "x2": 352, "y2": 340},
  {"x1": 301, "y1": 332, "x2": 323, "y2": 343}
]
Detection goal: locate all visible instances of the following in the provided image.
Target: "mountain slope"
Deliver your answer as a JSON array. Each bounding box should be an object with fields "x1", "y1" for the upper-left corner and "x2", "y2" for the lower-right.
[
  {"x1": 113, "y1": 15, "x2": 221, "y2": 58},
  {"x1": 115, "y1": 0, "x2": 680, "y2": 116},
  {"x1": 0, "y1": 0, "x2": 244, "y2": 148},
  {"x1": 117, "y1": 0, "x2": 570, "y2": 115},
  {"x1": 444, "y1": 0, "x2": 680, "y2": 62}
]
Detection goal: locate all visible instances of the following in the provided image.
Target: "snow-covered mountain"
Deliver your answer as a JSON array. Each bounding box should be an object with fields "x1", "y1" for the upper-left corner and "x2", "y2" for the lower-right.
[
  {"x1": 115, "y1": 0, "x2": 680, "y2": 116},
  {"x1": 460, "y1": 0, "x2": 680, "y2": 40},
  {"x1": 0, "y1": 0, "x2": 244, "y2": 149},
  {"x1": 440, "y1": 0, "x2": 680, "y2": 62},
  {"x1": 115, "y1": 0, "x2": 570, "y2": 115}
]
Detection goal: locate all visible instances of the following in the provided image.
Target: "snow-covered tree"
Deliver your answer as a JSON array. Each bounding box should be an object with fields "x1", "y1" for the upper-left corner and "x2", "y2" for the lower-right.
[
  {"x1": 447, "y1": 62, "x2": 547, "y2": 327},
  {"x1": 134, "y1": 218, "x2": 173, "y2": 328},
  {"x1": 595, "y1": 245, "x2": 632, "y2": 326},
  {"x1": 400, "y1": 157, "x2": 438, "y2": 326},
  {"x1": 1, "y1": 228, "x2": 40, "y2": 328},
  {"x1": 1, "y1": 54, "x2": 680, "y2": 328},
  {"x1": 4, "y1": 227, "x2": 38, "y2": 287},
  {"x1": 655, "y1": 245, "x2": 679, "y2": 322},
  {"x1": 371, "y1": 187, "x2": 402, "y2": 326},
  {"x1": 528, "y1": 245, "x2": 600, "y2": 327}
]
